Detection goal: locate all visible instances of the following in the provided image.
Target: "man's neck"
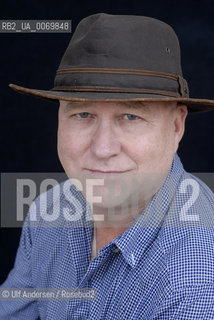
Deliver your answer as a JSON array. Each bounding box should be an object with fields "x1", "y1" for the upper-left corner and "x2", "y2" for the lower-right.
[{"x1": 90, "y1": 203, "x2": 147, "y2": 260}]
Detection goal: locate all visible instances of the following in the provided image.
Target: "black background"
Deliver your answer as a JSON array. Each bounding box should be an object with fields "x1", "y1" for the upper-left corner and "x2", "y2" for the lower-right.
[{"x1": 1, "y1": 0, "x2": 214, "y2": 284}]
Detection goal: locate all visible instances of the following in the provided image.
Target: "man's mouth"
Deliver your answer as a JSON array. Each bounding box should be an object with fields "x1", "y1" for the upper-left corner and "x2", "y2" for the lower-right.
[{"x1": 84, "y1": 169, "x2": 131, "y2": 178}]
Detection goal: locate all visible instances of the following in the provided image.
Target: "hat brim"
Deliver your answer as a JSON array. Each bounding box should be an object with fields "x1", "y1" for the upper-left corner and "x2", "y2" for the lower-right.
[{"x1": 9, "y1": 83, "x2": 214, "y2": 113}]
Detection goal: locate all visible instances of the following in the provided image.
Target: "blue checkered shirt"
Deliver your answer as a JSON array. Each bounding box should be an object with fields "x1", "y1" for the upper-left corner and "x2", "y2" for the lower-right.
[{"x1": 1, "y1": 153, "x2": 214, "y2": 319}]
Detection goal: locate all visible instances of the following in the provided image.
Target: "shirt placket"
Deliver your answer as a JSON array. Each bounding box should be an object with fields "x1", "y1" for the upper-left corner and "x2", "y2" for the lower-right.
[{"x1": 66, "y1": 246, "x2": 115, "y2": 319}]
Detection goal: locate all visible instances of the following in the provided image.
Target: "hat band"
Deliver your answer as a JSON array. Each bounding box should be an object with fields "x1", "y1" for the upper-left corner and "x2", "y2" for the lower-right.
[
  {"x1": 52, "y1": 68, "x2": 189, "y2": 98},
  {"x1": 52, "y1": 85, "x2": 181, "y2": 98}
]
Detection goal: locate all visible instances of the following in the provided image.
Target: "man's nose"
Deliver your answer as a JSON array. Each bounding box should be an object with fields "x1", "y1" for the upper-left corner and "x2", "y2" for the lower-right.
[{"x1": 90, "y1": 121, "x2": 121, "y2": 159}]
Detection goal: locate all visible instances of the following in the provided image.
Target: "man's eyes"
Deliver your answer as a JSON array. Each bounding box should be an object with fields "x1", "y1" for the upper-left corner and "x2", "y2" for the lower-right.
[{"x1": 72, "y1": 113, "x2": 140, "y2": 120}]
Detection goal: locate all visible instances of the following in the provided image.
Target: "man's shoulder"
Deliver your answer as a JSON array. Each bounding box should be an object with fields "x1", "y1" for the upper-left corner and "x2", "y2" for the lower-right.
[
  {"x1": 158, "y1": 170, "x2": 214, "y2": 290},
  {"x1": 159, "y1": 223, "x2": 214, "y2": 291},
  {"x1": 21, "y1": 179, "x2": 91, "y2": 255},
  {"x1": 20, "y1": 180, "x2": 91, "y2": 272}
]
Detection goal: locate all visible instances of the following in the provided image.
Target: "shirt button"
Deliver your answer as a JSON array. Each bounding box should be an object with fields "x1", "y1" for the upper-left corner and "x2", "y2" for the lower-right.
[{"x1": 113, "y1": 247, "x2": 120, "y2": 253}]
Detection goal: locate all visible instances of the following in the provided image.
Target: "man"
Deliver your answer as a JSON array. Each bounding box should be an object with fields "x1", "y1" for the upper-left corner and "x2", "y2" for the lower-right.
[{"x1": 1, "y1": 13, "x2": 214, "y2": 319}]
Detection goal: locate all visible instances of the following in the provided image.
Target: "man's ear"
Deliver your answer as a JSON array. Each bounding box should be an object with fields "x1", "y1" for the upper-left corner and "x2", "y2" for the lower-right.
[{"x1": 173, "y1": 103, "x2": 188, "y2": 151}]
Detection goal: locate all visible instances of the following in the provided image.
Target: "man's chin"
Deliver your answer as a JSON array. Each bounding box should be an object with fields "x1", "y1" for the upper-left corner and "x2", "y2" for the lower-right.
[{"x1": 67, "y1": 171, "x2": 168, "y2": 214}]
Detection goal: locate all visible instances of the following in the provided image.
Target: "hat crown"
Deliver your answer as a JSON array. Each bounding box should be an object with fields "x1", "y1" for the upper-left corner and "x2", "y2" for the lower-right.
[
  {"x1": 59, "y1": 13, "x2": 182, "y2": 75},
  {"x1": 53, "y1": 13, "x2": 189, "y2": 100}
]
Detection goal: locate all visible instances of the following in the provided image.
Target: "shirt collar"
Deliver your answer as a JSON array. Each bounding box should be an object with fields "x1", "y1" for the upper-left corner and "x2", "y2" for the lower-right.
[{"x1": 114, "y1": 153, "x2": 185, "y2": 268}]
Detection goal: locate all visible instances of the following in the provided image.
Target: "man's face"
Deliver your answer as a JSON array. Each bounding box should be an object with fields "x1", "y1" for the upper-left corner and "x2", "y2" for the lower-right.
[{"x1": 57, "y1": 101, "x2": 187, "y2": 215}]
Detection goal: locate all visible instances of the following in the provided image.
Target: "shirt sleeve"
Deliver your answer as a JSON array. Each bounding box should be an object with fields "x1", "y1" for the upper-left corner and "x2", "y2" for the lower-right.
[
  {"x1": 0, "y1": 213, "x2": 40, "y2": 320},
  {"x1": 151, "y1": 285, "x2": 214, "y2": 319}
]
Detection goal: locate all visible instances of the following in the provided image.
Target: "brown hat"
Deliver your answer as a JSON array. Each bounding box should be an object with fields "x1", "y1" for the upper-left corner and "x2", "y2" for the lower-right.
[{"x1": 10, "y1": 13, "x2": 214, "y2": 112}]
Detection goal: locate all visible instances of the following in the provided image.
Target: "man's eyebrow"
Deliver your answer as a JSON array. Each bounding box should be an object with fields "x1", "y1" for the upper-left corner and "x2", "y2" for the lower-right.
[{"x1": 63, "y1": 102, "x2": 91, "y2": 112}]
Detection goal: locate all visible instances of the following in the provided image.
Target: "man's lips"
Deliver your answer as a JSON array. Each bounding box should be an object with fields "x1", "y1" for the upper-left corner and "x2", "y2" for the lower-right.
[{"x1": 83, "y1": 168, "x2": 131, "y2": 177}]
